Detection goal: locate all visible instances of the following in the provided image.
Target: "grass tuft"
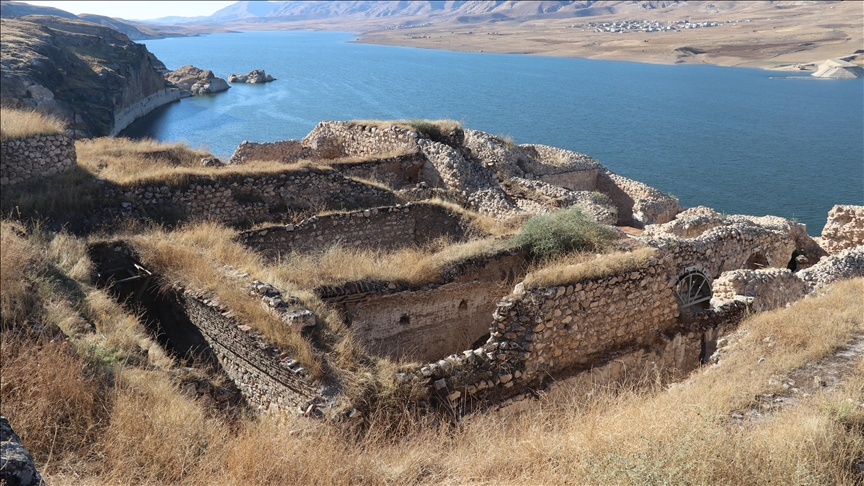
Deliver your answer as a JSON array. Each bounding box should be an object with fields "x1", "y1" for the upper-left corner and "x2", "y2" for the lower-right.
[{"x1": 509, "y1": 206, "x2": 621, "y2": 261}]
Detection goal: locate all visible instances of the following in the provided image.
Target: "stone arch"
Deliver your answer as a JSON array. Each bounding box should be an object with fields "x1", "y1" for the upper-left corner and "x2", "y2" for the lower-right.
[
  {"x1": 674, "y1": 268, "x2": 712, "y2": 312},
  {"x1": 741, "y1": 250, "x2": 769, "y2": 270}
]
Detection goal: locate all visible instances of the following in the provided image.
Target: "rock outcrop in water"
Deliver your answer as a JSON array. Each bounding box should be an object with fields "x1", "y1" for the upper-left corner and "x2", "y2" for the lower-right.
[
  {"x1": 165, "y1": 65, "x2": 231, "y2": 95},
  {"x1": 228, "y1": 69, "x2": 276, "y2": 84},
  {"x1": 0, "y1": 16, "x2": 186, "y2": 137}
]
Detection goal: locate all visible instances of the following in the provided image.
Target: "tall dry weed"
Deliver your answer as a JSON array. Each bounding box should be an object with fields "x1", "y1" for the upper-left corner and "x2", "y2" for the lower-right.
[{"x1": 0, "y1": 107, "x2": 65, "y2": 141}]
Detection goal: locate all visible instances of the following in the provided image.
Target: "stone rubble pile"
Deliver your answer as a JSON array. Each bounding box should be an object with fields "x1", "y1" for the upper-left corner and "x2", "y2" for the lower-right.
[{"x1": 796, "y1": 245, "x2": 864, "y2": 290}]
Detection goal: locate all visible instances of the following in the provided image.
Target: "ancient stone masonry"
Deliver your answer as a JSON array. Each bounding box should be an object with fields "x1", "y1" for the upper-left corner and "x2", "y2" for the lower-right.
[
  {"x1": 820, "y1": 205, "x2": 864, "y2": 254},
  {"x1": 596, "y1": 170, "x2": 682, "y2": 227},
  {"x1": 795, "y1": 245, "x2": 864, "y2": 291},
  {"x1": 711, "y1": 269, "x2": 807, "y2": 313},
  {"x1": 303, "y1": 121, "x2": 420, "y2": 160},
  {"x1": 121, "y1": 168, "x2": 396, "y2": 227},
  {"x1": 178, "y1": 287, "x2": 322, "y2": 414},
  {"x1": 505, "y1": 176, "x2": 618, "y2": 224},
  {"x1": 391, "y1": 252, "x2": 749, "y2": 413},
  {"x1": 642, "y1": 220, "x2": 797, "y2": 282},
  {"x1": 0, "y1": 133, "x2": 76, "y2": 185},
  {"x1": 317, "y1": 249, "x2": 526, "y2": 363},
  {"x1": 227, "y1": 121, "x2": 684, "y2": 224},
  {"x1": 229, "y1": 139, "x2": 309, "y2": 165},
  {"x1": 240, "y1": 202, "x2": 479, "y2": 259}
]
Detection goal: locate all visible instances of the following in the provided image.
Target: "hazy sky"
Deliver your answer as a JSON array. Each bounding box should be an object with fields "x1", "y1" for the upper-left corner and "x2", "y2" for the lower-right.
[{"x1": 25, "y1": 1, "x2": 239, "y2": 20}]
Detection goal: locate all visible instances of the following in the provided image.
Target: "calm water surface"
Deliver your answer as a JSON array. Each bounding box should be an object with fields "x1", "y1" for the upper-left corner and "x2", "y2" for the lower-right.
[{"x1": 125, "y1": 31, "x2": 864, "y2": 233}]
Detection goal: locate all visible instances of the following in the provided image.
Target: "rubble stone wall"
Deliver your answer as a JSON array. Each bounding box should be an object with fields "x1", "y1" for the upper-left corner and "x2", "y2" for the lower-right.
[
  {"x1": 330, "y1": 152, "x2": 428, "y2": 189},
  {"x1": 821, "y1": 205, "x2": 864, "y2": 254},
  {"x1": 712, "y1": 268, "x2": 807, "y2": 312},
  {"x1": 596, "y1": 171, "x2": 681, "y2": 226},
  {"x1": 394, "y1": 253, "x2": 691, "y2": 411},
  {"x1": 181, "y1": 291, "x2": 318, "y2": 413},
  {"x1": 240, "y1": 203, "x2": 475, "y2": 258},
  {"x1": 229, "y1": 139, "x2": 309, "y2": 165},
  {"x1": 303, "y1": 121, "x2": 419, "y2": 160},
  {"x1": 644, "y1": 223, "x2": 797, "y2": 281},
  {"x1": 122, "y1": 168, "x2": 396, "y2": 227},
  {"x1": 352, "y1": 280, "x2": 508, "y2": 363},
  {"x1": 325, "y1": 251, "x2": 526, "y2": 363},
  {"x1": 0, "y1": 133, "x2": 76, "y2": 186}
]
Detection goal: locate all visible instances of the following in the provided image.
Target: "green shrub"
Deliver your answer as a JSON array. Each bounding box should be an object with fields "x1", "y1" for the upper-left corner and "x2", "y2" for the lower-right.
[{"x1": 509, "y1": 207, "x2": 620, "y2": 260}]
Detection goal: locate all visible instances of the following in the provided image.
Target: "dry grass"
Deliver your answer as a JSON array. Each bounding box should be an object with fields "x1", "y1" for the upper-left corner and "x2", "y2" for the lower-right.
[
  {"x1": 101, "y1": 369, "x2": 226, "y2": 483},
  {"x1": 0, "y1": 107, "x2": 65, "y2": 141},
  {"x1": 75, "y1": 137, "x2": 212, "y2": 181},
  {"x1": 0, "y1": 334, "x2": 106, "y2": 477},
  {"x1": 427, "y1": 197, "x2": 523, "y2": 237},
  {"x1": 523, "y1": 247, "x2": 656, "y2": 288},
  {"x1": 274, "y1": 236, "x2": 509, "y2": 290},
  {"x1": 0, "y1": 221, "x2": 41, "y2": 326}
]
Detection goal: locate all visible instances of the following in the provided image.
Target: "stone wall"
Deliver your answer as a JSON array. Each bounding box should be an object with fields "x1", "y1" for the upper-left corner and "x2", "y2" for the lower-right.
[
  {"x1": 179, "y1": 288, "x2": 320, "y2": 413},
  {"x1": 0, "y1": 133, "x2": 76, "y2": 185},
  {"x1": 643, "y1": 221, "x2": 797, "y2": 281},
  {"x1": 820, "y1": 205, "x2": 864, "y2": 254},
  {"x1": 596, "y1": 170, "x2": 682, "y2": 227},
  {"x1": 303, "y1": 121, "x2": 419, "y2": 160},
  {"x1": 341, "y1": 251, "x2": 526, "y2": 363},
  {"x1": 121, "y1": 168, "x2": 396, "y2": 227},
  {"x1": 796, "y1": 245, "x2": 864, "y2": 291},
  {"x1": 389, "y1": 252, "x2": 690, "y2": 411},
  {"x1": 240, "y1": 202, "x2": 477, "y2": 259},
  {"x1": 711, "y1": 268, "x2": 807, "y2": 312},
  {"x1": 331, "y1": 152, "x2": 428, "y2": 189},
  {"x1": 229, "y1": 139, "x2": 309, "y2": 165}
]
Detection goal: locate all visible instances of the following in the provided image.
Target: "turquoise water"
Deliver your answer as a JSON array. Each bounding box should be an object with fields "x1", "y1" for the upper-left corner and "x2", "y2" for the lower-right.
[{"x1": 125, "y1": 31, "x2": 864, "y2": 234}]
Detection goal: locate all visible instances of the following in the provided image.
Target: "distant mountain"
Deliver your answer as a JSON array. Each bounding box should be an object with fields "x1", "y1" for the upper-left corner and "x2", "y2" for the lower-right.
[
  {"x1": 0, "y1": 1, "x2": 179, "y2": 39},
  {"x1": 146, "y1": 1, "x2": 694, "y2": 25}
]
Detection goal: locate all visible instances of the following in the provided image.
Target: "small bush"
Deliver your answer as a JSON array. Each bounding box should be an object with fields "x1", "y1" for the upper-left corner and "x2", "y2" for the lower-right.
[
  {"x1": 0, "y1": 107, "x2": 66, "y2": 141},
  {"x1": 509, "y1": 207, "x2": 620, "y2": 260}
]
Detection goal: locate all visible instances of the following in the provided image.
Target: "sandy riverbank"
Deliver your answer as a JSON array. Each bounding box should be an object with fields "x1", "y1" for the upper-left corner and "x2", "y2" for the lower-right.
[{"x1": 351, "y1": 2, "x2": 862, "y2": 71}]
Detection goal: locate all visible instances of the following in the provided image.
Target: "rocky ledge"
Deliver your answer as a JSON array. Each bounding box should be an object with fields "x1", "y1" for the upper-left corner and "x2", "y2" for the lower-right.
[
  {"x1": 0, "y1": 16, "x2": 182, "y2": 137},
  {"x1": 165, "y1": 65, "x2": 230, "y2": 95},
  {"x1": 228, "y1": 69, "x2": 276, "y2": 84}
]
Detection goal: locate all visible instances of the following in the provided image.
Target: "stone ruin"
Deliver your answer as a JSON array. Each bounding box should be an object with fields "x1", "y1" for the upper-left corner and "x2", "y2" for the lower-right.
[
  {"x1": 80, "y1": 120, "x2": 863, "y2": 418},
  {"x1": 227, "y1": 121, "x2": 682, "y2": 227}
]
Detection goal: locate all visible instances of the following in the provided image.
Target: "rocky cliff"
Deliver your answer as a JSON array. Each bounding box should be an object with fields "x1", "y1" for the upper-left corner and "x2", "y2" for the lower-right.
[{"x1": 0, "y1": 15, "x2": 184, "y2": 137}]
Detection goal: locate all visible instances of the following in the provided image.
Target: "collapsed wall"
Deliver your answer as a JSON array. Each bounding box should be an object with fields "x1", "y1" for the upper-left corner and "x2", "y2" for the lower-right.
[
  {"x1": 240, "y1": 202, "x2": 479, "y2": 259},
  {"x1": 0, "y1": 133, "x2": 76, "y2": 186}
]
